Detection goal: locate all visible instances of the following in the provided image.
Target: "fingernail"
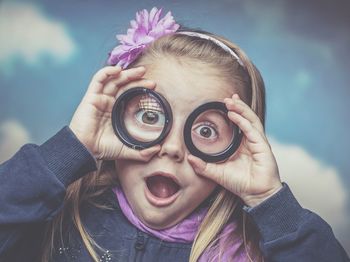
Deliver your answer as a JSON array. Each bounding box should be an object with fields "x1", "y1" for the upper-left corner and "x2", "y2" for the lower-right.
[
  {"x1": 228, "y1": 111, "x2": 236, "y2": 118},
  {"x1": 188, "y1": 155, "x2": 197, "y2": 165},
  {"x1": 145, "y1": 79, "x2": 156, "y2": 86},
  {"x1": 232, "y1": 94, "x2": 240, "y2": 100},
  {"x1": 149, "y1": 145, "x2": 160, "y2": 152}
]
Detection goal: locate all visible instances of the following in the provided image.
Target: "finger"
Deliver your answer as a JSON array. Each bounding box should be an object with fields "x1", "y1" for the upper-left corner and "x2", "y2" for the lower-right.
[
  {"x1": 112, "y1": 66, "x2": 147, "y2": 88},
  {"x1": 104, "y1": 66, "x2": 149, "y2": 97},
  {"x1": 224, "y1": 95, "x2": 264, "y2": 134},
  {"x1": 117, "y1": 77, "x2": 157, "y2": 91},
  {"x1": 118, "y1": 144, "x2": 161, "y2": 162},
  {"x1": 105, "y1": 78, "x2": 156, "y2": 97},
  {"x1": 225, "y1": 94, "x2": 268, "y2": 144},
  {"x1": 88, "y1": 66, "x2": 122, "y2": 93},
  {"x1": 139, "y1": 145, "x2": 161, "y2": 160},
  {"x1": 227, "y1": 111, "x2": 262, "y2": 144},
  {"x1": 188, "y1": 154, "x2": 224, "y2": 185},
  {"x1": 81, "y1": 93, "x2": 116, "y2": 113}
]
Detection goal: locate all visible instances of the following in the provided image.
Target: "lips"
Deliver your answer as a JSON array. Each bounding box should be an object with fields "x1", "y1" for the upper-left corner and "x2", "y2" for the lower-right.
[{"x1": 144, "y1": 172, "x2": 181, "y2": 207}]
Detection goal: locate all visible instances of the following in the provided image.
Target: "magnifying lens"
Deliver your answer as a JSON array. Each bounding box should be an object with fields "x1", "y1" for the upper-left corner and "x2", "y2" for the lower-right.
[
  {"x1": 111, "y1": 87, "x2": 242, "y2": 162},
  {"x1": 111, "y1": 87, "x2": 173, "y2": 150},
  {"x1": 184, "y1": 101, "x2": 242, "y2": 162}
]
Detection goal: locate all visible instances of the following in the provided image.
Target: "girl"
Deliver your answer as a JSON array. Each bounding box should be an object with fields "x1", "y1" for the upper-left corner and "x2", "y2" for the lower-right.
[{"x1": 0, "y1": 7, "x2": 348, "y2": 262}]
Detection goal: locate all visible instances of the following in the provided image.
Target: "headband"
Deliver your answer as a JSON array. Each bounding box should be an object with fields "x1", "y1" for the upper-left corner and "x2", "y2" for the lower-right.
[{"x1": 107, "y1": 7, "x2": 244, "y2": 68}]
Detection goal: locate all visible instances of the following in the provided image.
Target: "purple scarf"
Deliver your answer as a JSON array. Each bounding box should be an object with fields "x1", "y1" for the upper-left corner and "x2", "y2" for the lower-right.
[{"x1": 113, "y1": 187, "x2": 248, "y2": 261}]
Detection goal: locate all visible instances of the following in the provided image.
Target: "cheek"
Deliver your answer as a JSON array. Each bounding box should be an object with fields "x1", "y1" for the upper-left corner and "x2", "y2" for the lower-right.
[
  {"x1": 187, "y1": 176, "x2": 218, "y2": 204},
  {"x1": 115, "y1": 160, "x2": 147, "y2": 213},
  {"x1": 115, "y1": 159, "x2": 142, "y2": 186}
]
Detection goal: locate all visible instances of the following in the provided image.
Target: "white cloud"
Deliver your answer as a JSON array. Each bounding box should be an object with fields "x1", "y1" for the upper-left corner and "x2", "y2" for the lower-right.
[
  {"x1": 0, "y1": 2, "x2": 77, "y2": 71},
  {"x1": 0, "y1": 120, "x2": 31, "y2": 164},
  {"x1": 269, "y1": 138, "x2": 349, "y2": 236},
  {"x1": 0, "y1": 120, "x2": 348, "y2": 249}
]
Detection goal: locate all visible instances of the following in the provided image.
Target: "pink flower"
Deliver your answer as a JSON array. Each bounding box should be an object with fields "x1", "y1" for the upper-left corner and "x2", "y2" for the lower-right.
[{"x1": 108, "y1": 7, "x2": 180, "y2": 68}]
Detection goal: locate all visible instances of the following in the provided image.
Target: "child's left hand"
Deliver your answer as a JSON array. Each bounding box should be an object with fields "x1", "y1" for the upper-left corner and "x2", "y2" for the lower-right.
[{"x1": 188, "y1": 94, "x2": 283, "y2": 207}]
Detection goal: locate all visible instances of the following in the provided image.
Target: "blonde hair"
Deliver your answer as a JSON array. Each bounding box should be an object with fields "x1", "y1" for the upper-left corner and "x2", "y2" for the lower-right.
[{"x1": 41, "y1": 29, "x2": 266, "y2": 262}]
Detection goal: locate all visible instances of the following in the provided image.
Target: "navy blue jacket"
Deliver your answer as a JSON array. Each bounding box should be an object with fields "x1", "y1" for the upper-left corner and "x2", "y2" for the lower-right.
[{"x1": 0, "y1": 126, "x2": 349, "y2": 261}]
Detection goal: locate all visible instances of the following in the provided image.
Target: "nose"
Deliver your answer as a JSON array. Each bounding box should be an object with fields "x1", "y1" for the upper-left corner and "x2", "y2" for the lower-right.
[{"x1": 158, "y1": 120, "x2": 185, "y2": 162}]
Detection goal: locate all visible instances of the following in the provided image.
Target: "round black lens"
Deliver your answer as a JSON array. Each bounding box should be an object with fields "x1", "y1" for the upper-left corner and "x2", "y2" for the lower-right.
[
  {"x1": 111, "y1": 87, "x2": 173, "y2": 150},
  {"x1": 184, "y1": 101, "x2": 242, "y2": 162}
]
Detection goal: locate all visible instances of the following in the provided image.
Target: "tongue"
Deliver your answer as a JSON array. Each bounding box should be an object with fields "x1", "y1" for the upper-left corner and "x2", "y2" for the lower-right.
[{"x1": 147, "y1": 175, "x2": 179, "y2": 198}]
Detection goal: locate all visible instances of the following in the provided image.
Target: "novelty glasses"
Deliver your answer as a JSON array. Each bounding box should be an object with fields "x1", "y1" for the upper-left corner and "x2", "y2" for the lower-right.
[{"x1": 111, "y1": 87, "x2": 242, "y2": 162}]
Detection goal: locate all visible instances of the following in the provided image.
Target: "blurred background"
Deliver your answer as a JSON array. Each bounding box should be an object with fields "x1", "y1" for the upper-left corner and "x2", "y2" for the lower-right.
[{"x1": 0, "y1": 0, "x2": 349, "y2": 255}]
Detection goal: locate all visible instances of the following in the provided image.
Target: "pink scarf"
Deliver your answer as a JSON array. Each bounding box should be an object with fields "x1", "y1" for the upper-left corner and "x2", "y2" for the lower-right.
[{"x1": 113, "y1": 187, "x2": 248, "y2": 261}]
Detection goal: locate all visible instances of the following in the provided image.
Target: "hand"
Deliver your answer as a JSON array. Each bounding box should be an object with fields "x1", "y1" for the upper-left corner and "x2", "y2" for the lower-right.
[
  {"x1": 69, "y1": 66, "x2": 160, "y2": 161},
  {"x1": 188, "y1": 94, "x2": 283, "y2": 207}
]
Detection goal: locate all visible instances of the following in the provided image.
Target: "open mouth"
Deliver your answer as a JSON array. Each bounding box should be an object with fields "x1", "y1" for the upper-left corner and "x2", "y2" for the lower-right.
[{"x1": 146, "y1": 174, "x2": 180, "y2": 198}]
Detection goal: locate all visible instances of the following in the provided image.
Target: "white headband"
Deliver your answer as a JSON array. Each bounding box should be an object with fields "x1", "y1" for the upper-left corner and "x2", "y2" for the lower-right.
[{"x1": 176, "y1": 31, "x2": 245, "y2": 67}]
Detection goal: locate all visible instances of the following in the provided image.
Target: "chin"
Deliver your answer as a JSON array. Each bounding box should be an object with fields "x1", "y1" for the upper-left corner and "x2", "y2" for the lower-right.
[{"x1": 139, "y1": 209, "x2": 180, "y2": 230}]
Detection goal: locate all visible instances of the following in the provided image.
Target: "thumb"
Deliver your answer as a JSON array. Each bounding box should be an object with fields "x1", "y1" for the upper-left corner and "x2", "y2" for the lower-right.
[
  {"x1": 119, "y1": 145, "x2": 161, "y2": 162},
  {"x1": 139, "y1": 145, "x2": 161, "y2": 161},
  {"x1": 188, "y1": 154, "x2": 223, "y2": 185}
]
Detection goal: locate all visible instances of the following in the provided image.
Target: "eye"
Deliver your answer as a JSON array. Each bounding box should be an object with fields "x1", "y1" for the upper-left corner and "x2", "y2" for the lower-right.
[
  {"x1": 135, "y1": 110, "x2": 165, "y2": 126},
  {"x1": 193, "y1": 122, "x2": 218, "y2": 140}
]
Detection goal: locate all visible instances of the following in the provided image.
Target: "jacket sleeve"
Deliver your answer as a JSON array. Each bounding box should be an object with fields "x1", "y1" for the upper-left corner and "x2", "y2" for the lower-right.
[
  {"x1": 0, "y1": 126, "x2": 97, "y2": 256},
  {"x1": 243, "y1": 183, "x2": 350, "y2": 262}
]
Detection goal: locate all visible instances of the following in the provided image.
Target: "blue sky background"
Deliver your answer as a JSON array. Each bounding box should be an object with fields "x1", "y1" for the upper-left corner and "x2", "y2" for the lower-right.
[{"x1": 0, "y1": 0, "x2": 349, "y2": 254}]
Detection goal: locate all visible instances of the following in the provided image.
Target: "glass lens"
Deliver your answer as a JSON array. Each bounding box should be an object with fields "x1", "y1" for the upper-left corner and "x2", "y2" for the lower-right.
[
  {"x1": 190, "y1": 109, "x2": 235, "y2": 155},
  {"x1": 122, "y1": 93, "x2": 166, "y2": 143}
]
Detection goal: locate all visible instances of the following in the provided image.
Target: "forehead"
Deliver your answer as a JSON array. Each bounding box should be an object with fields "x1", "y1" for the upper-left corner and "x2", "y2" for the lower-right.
[{"x1": 142, "y1": 58, "x2": 236, "y2": 111}]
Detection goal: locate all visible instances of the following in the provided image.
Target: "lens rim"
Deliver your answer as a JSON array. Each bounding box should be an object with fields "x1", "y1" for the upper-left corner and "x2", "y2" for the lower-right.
[
  {"x1": 111, "y1": 87, "x2": 173, "y2": 150},
  {"x1": 184, "y1": 101, "x2": 242, "y2": 162}
]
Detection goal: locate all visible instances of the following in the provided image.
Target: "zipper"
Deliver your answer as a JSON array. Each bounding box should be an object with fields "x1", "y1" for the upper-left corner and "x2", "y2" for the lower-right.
[{"x1": 134, "y1": 231, "x2": 147, "y2": 261}]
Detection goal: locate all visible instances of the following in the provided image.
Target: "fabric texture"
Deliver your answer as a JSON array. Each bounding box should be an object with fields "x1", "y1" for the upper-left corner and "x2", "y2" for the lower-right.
[
  {"x1": 0, "y1": 126, "x2": 349, "y2": 261},
  {"x1": 113, "y1": 186, "x2": 207, "y2": 243},
  {"x1": 113, "y1": 186, "x2": 248, "y2": 261}
]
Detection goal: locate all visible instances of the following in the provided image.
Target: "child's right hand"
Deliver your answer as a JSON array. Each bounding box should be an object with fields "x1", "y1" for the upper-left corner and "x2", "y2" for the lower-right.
[{"x1": 69, "y1": 66, "x2": 160, "y2": 161}]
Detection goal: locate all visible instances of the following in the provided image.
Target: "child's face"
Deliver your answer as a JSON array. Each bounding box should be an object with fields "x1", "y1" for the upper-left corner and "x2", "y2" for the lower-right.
[{"x1": 115, "y1": 57, "x2": 237, "y2": 229}]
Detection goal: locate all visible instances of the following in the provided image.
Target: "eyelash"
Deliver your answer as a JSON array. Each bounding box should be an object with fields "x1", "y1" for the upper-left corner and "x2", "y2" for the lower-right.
[
  {"x1": 134, "y1": 108, "x2": 165, "y2": 126},
  {"x1": 132, "y1": 107, "x2": 220, "y2": 141},
  {"x1": 193, "y1": 121, "x2": 219, "y2": 140}
]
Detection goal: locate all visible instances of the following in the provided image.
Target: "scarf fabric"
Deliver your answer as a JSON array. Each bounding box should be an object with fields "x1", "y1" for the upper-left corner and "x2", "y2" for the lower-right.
[{"x1": 112, "y1": 187, "x2": 247, "y2": 261}]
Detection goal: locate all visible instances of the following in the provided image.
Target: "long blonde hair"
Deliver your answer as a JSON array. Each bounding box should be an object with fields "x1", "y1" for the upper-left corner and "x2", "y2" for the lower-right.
[{"x1": 41, "y1": 29, "x2": 266, "y2": 262}]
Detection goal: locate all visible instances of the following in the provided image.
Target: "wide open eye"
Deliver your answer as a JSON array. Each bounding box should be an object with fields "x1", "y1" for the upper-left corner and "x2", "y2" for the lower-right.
[
  {"x1": 135, "y1": 109, "x2": 165, "y2": 127},
  {"x1": 123, "y1": 93, "x2": 167, "y2": 142},
  {"x1": 184, "y1": 101, "x2": 242, "y2": 162},
  {"x1": 188, "y1": 106, "x2": 236, "y2": 156},
  {"x1": 192, "y1": 122, "x2": 218, "y2": 140},
  {"x1": 112, "y1": 87, "x2": 173, "y2": 149}
]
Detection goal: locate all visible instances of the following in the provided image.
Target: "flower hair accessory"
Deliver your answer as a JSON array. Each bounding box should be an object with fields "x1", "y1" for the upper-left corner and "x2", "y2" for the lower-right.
[
  {"x1": 107, "y1": 7, "x2": 180, "y2": 68},
  {"x1": 108, "y1": 7, "x2": 245, "y2": 69}
]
